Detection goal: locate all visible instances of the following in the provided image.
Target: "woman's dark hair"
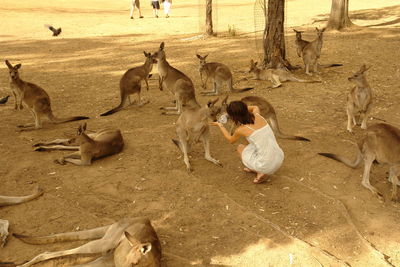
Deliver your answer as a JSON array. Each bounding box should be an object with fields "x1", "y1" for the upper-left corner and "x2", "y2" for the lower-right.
[{"x1": 226, "y1": 101, "x2": 255, "y2": 125}]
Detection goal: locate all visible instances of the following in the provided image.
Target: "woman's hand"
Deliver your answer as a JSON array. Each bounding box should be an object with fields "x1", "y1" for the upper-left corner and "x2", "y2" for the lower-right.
[{"x1": 211, "y1": 121, "x2": 222, "y2": 127}]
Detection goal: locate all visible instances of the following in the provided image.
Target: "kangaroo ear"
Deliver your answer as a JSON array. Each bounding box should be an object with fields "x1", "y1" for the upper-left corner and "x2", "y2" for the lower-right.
[
  {"x1": 143, "y1": 51, "x2": 148, "y2": 57},
  {"x1": 315, "y1": 27, "x2": 319, "y2": 31},
  {"x1": 204, "y1": 54, "x2": 208, "y2": 59},
  {"x1": 321, "y1": 27, "x2": 326, "y2": 32},
  {"x1": 5, "y1": 60, "x2": 13, "y2": 69},
  {"x1": 82, "y1": 123, "x2": 87, "y2": 132},
  {"x1": 196, "y1": 54, "x2": 201, "y2": 59},
  {"x1": 139, "y1": 243, "x2": 152, "y2": 255},
  {"x1": 159, "y1": 42, "x2": 165, "y2": 50},
  {"x1": 207, "y1": 97, "x2": 219, "y2": 107},
  {"x1": 15, "y1": 64, "x2": 21, "y2": 69},
  {"x1": 254, "y1": 61, "x2": 258, "y2": 66},
  {"x1": 222, "y1": 95, "x2": 229, "y2": 105}
]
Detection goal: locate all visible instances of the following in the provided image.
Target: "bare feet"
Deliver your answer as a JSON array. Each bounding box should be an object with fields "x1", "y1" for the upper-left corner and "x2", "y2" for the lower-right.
[
  {"x1": 243, "y1": 167, "x2": 254, "y2": 173},
  {"x1": 253, "y1": 173, "x2": 267, "y2": 184}
]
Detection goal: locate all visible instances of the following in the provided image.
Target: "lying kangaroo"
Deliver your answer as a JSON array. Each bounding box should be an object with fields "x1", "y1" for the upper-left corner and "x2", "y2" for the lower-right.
[
  {"x1": 173, "y1": 97, "x2": 224, "y2": 171},
  {"x1": 5, "y1": 60, "x2": 89, "y2": 130},
  {"x1": 249, "y1": 60, "x2": 321, "y2": 88},
  {"x1": 33, "y1": 123, "x2": 124, "y2": 166},
  {"x1": 196, "y1": 54, "x2": 253, "y2": 95},
  {"x1": 100, "y1": 51, "x2": 156, "y2": 116},
  {"x1": 152, "y1": 42, "x2": 197, "y2": 115},
  {"x1": 222, "y1": 95, "x2": 310, "y2": 142},
  {"x1": 346, "y1": 64, "x2": 372, "y2": 132},
  {"x1": 319, "y1": 123, "x2": 400, "y2": 202},
  {"x1": 13, "y1": 217, "x2": 161, "y2": 267},
  {"x1": 301, "y1": 28, "x2": 325, "y2": 75},
  {"x1": 293, "y1": 29, "x2": 310, "y2": 58},
  {"x1": 0, "y1": 186, "x2": 44, "y2": 247}
]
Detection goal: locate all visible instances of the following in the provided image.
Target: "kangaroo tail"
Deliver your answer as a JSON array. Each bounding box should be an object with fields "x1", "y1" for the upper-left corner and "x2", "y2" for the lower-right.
[
  {"x1": 13, "y1": 225, "x2": 110, "y2": 245},
  {"x1": 0, "y1": 262, "x2": 16, "y2": 267},
  {"x1": 231, "y1": 87, "x2": 254, "y2": 93},
  {"x1": 48, "y1": 113, "x2": 89, "y2": 123},
  {"x1": 318, "y1": 144, "x2": 362, "y2": 168},
  {"x1": 320, "y1": 63, "x2": 343, "y2": 68},
  {"x1": 267, "y1": 113, "x2": 310, "y2": 142},
  {"x1": 100, "y1": 105, "x2": 124, "y2": 116},
  {"x1": 0, "y1": 186, "x2": 44, "y2": 207}
]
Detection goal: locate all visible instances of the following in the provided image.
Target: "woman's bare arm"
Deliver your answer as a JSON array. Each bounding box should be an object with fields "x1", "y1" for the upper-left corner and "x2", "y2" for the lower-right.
[{"x1": 247, "y1": 105, "x2": 260, "y2": 114}]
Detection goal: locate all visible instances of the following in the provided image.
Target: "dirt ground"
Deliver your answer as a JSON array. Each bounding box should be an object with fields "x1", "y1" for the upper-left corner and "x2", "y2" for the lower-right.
[{"x1": 1, "y1": 0, "x2": 400, "y2": 266}]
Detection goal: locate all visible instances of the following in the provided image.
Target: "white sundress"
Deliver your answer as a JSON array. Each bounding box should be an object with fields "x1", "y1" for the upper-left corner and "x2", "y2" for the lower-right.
[{"x1": 241, "y1": 115, "x2": 284, "y2": 175}]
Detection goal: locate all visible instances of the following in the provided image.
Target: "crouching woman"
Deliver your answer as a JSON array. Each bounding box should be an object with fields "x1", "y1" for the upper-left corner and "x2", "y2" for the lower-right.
[{"x1": 212, "y1": 101, "x2": 284, "y2": 184}]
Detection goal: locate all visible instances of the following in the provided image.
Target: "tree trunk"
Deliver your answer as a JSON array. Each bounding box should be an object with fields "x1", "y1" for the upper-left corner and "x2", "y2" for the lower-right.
[
  {"x1": 326, "y1": 0, "x2": 354, "y2": 30},
  {"x1": 205, "y1": 0, "x2": 214, "y2": 36},
  {"x1": 263, "y1": 0, "x2": 292, "y2": 69}
]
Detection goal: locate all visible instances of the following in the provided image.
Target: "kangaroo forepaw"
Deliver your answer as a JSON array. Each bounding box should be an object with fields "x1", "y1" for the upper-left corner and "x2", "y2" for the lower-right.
[{"x1": 54, "y1": 158, "x2": 66, "y2": 165}]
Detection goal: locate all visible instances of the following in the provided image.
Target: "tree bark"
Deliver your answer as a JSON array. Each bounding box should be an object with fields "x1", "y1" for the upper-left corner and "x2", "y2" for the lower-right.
[
  {"x1": 326, "y1": 0, "x2": 354, "y2": 30},
  {"x1": 263, "y1": 0, "x2": 292, "y2": 69},
  {"x1": 205, "y1": 0, "x2": 214, "y2": 36}
]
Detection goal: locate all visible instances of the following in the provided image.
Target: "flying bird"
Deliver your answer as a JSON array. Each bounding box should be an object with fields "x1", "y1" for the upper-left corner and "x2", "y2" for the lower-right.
[
  {"x1": 0, "y1": 95, "x2": 10, "y2": 104},
  {"x1": 44, "y1": 24, "x2": 62, "y2": 36}
]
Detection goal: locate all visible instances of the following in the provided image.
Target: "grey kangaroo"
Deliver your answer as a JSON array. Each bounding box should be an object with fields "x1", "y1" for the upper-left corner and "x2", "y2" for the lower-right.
[
  {"x1": 13, "y1": 217, "x2": 161, "y2": 267},
  {"x1": 152, "y1": 42, "x2": 197, "y2": 115},
  {"x1": 196, "y1": 54, "x2": 253, "y2": 95},
  {"x1": 319, "y1": 123, "x2": 400, "y2": 202},
  {"x1": 5, "y1": 60, "x2": 89, "y2": 130},
  {"x1": 100, "y1": 51, "x2": 156, "y2": 116},
  {"x1": 346, "y1": 64, "x2": 372, "y2": 132}
]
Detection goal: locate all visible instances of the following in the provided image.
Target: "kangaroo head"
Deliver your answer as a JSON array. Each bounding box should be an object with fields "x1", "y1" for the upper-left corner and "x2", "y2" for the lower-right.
[
  {"x1": 315, "y1": 27, "x2": 326, "y2": 39},
  {"x1": 123, "y1": 231, "x2": 153, "y2": 266},
  {"x1": 5, "y1": 60, "x2": 21, "y2": 80},
  {"x1": 348, "y1": 64, "x2": 370, "y2": 82},
  {"x1": 143, "y1": 51, "x2": 157, "y2": 64},
  {"x1": 205, "y1": 97, "x2": 221, "y2": 121},
  {"x1": 248, "y1": 59, "x2": 259, "y2": 74},
  {"x1": 196, "y1": 54, "x2": 208, "y2": 66},
  {"x1": 152, "y1": 42, "x2": 166, "y2": 63},
  {"x1": 293, "y1": 29, "x2": 304, "y2": 40},
  {"x1": 75, "y1": 123, "x2": 88, "y2": 143}
]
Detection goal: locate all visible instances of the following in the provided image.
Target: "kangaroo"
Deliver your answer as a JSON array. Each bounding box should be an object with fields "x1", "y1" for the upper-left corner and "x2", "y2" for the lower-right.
[
  {"x1": 12, "y1": 217, "x2": 161, "y2": 267},
  {"x1": 249, "y1": 60, "x2": 321, "y2": 88},
  {"x1": 319, "y1": 123, "x2": 400, "y2": 202},
  {"x1": 346, "y1": 64, "x2": 372, "y2": 132},
  {"x1": 0, "y1": 186, "x2": 43, "y2": 247},
  {"x1": 152, "y1": 42, "x2": 197, "y2": 115},
  {"x1": 173, "y1": 97, "x2": 224, "y2": 172},
  {"x1": 293, "y1": 29, "x2": 310, "y2": 58},
  {"x1": 196, "y1": 54, "x2": 253, "y2": 95},
  {"x1": 100, "y1": 52, "x2": 156, "y2": 116},
  {"x1": 221, "y1": 95, "x2": 310, "y2": 142},
  {"x1": 301, "y1": 28, "x2": 325, "y2": 75},
  {"x1": 33, "y1": 123, "x2": 124, "y2": 166},
  {"x1": 5, "y1": 60, "x2": 89, "y2": 130}
]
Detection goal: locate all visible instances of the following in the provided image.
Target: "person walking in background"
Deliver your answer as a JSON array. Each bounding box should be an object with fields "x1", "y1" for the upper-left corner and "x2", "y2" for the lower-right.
[
  {"x1": 151, "y1": 0, "x2": 160, "y2": 18},
  {"x1": 130, "y1": 0, "x2": 143, "y2": 19},
  {"x1": 162, "y1": 0, "x2": 172, "y2": 18}
]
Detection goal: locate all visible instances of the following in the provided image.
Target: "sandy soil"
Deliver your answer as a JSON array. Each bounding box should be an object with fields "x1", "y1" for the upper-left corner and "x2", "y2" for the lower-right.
[{"x1": 1, "y1": 0, "x2": 400, "y2": 266}]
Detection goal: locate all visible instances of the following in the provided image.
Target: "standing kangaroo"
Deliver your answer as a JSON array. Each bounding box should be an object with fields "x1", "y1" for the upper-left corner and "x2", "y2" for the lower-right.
[
  {"x1": 173, "y1": 97, "x2": 224, "y2": 172},
  {"x1": 12, "y1": 217, "x2": 161, "y2": 267},
  {"x1": 5, "y1": 60, "x2": 89, "y2": 130},
  {"x1": 346, "y1": 64, "x2": 372, "y2": 132},
  {"x1": 33, "y1": 123, "x2": 124, "y2": 166},
  {"x1": 319, "y1": 123, "x2": 400, "y2": 202},
  {"x1": 0, "y1": 186, "x2": 44, "y2": 247},
  {"x1": 196, "y1": 54, "x2": 253, "y2": 95},
  {"x1": 293, "y1": 29, "x2": 310, "y2": 58},
  {"x1": 301, "y1": 28, "x2": 325, "y2": 75},
  {"x1": 100, "y1": 52, "x2": 156, "y2": 116},
  {"x1": 152, "y1": 42, "x2": 197, "y2": 115},
  {"x1": 248, "y1": 60, "x2": 321, "y2": 88}
]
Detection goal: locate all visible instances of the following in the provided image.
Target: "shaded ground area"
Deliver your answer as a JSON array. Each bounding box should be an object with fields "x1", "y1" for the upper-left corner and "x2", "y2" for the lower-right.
[{"x1": 1, "y1": 0, "x2": 400, "y2": 266}]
